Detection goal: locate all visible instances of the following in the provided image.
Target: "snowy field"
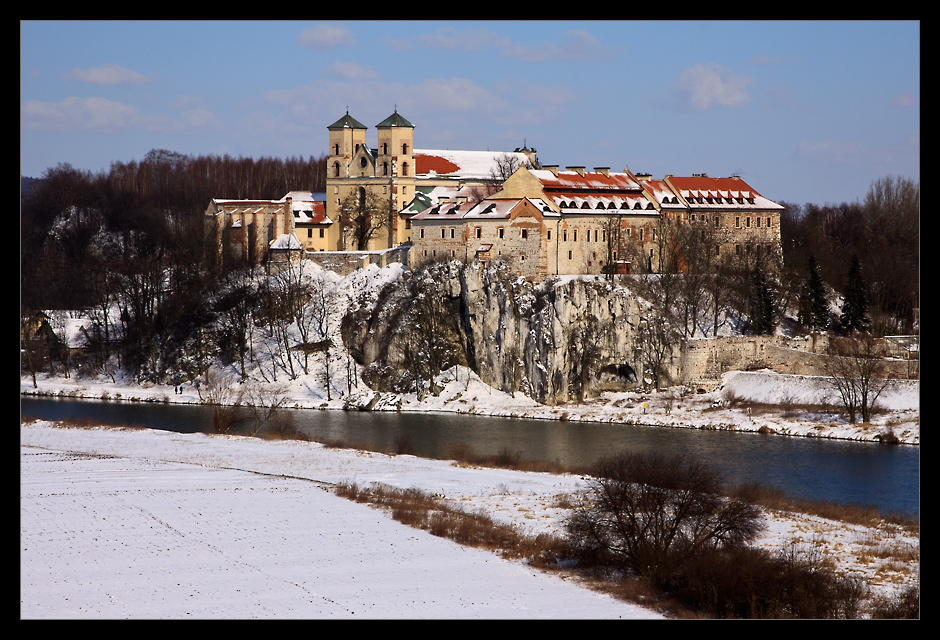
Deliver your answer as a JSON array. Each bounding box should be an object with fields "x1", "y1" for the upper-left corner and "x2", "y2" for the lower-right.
[
  {"x1": 21, "y1": 420, "x2": 662, "y2": 619},
  {"x1": 21, "y1": 420, "x2": 918, "y2": 620}
]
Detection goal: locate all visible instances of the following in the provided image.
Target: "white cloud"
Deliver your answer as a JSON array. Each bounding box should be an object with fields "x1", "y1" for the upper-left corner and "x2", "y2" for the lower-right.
[
  {"x1": 501, "y1": 29, "x2": 610, "y2": 63},
  {"x1": 328, "y1": 61, "x2": 377, "y2": 80},
  {"x1": 171, "y1": 96, "x2": 220, "y2": 131},
  {"x1": 409, "y1": 77, "x2": 507, "y2": 113},
  {"x1": 419, "y1": 26, "x2": 512, "y2": 52},
  {"x1": 297, "y1": 23, "x2": 356, "y2": 49},
  {"x1": 64, "y1": 64, "x2": 151, "y2": 86},
  {"x1": 674, "y1": 63, "x2": 752, "y2": 111},
  {"x1": 21, "y1": 96, "x2": 139, "y2": 132}
]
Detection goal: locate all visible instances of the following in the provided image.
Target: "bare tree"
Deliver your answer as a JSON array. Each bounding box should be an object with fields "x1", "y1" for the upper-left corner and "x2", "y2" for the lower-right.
[
  {"x1": 339, "y1": 188, "x2": 394, "y2": 250},
  {"x1": 197, "y1": 368, "x2": 247, "y2": 434},
  {"x1": 823, "y1": 331, "x2": 893, "y2": 423},
  {"x1": 214, "y1": 266, "x2": 260, "y2": 379},
  {"x1": 243, "y1": 382, "x2": 292, "y2": 436}
]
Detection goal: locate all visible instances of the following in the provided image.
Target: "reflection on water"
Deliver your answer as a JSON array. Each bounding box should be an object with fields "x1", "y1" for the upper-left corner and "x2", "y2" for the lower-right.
[{"x1": 21, "y1": 397, "x2": 918, "y2": 517}]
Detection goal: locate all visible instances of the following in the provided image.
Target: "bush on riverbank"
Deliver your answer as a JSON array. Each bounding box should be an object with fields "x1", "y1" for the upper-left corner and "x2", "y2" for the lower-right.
[{"x1": 562, "y1": 450, "x2": 873, "y2": 618}]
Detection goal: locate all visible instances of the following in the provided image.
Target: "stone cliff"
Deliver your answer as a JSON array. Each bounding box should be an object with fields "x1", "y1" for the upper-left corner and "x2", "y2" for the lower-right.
[{"x1": 343, "y1": 261, "x2": 648, "y2": 404}]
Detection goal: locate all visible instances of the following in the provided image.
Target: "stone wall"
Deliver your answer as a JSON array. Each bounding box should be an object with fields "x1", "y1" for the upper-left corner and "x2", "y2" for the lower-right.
[
  {"x1": 678, "y1": 333, "x2": 917, "y2": 391},
  {"x1": 305, "y1": 245, "x2": 410, "y2": 276}
]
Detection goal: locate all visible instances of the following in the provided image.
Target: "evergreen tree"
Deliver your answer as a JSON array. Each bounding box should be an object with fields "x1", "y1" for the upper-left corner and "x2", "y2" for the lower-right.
[
  {"x1": 798, "y1": 254, "x2": 830, "y2": 333},
  {"x1": 839, "y1": 254, "x2": 870, "y2": 333},
  {"x1": 748, "y1": 257, "x2": 776, "y2": 335}
]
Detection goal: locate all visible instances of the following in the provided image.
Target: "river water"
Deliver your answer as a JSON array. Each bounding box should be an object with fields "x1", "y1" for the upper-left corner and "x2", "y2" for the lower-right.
[{"x1": 21, "y1": 397, "x2": 919, "y2": 518}]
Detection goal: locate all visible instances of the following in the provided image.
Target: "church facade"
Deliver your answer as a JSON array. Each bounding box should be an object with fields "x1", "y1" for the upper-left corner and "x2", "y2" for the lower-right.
[{"x1": 325, "y1": 108, "x2": 537, "y2": 251}]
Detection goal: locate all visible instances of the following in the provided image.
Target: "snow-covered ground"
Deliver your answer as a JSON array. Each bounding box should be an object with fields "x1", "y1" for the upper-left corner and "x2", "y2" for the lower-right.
[
  {"x1": 20, "y1": 419, "x2": 919, "y2": 619},
  {"x1": 21, "y1": 363, "x2": 920, "y2": 445},
  {"x1": 20, "y1": 420, "x2": 663, "y2": 619},
  {"x1": 20, "y1": 261, "x2": 919, "y2": 618}
]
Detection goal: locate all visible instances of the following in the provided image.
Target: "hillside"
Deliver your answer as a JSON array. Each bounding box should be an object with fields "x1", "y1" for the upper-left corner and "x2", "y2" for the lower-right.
[{"x1": 21, "y1": 260, "x2": 919, "y2": 446}]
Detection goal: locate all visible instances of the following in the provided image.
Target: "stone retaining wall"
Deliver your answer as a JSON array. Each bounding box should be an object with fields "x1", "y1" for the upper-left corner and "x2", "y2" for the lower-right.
[
  {"x1": 678, "y1": 333, "x2": 917, "y2": 391},
  {"x1": 305, "y1": 245, "x2": 410, "y2": 276}
]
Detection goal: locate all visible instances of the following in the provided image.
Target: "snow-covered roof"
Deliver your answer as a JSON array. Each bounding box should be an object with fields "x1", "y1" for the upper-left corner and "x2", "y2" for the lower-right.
[
  {"x1": 411, "y1": 197, "x2": 556, "y2": 221},
  {"x1": 269, "y1": 234, "x2": 303, "y2": 250},
  {"x1": 532, "y1": 168, "x2": 643, "y2": 192},
  {"x1": 415, "y1": 149, "x2": 531, "y2": 179}
]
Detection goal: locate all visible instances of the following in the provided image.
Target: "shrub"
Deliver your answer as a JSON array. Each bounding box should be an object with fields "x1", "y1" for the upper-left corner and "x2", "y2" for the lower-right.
[
  {"x1": 566, "y1": 451, "x2": 762, "y2": 585},
  {"x1": 869, "y1": 585, "x2": 920, "y2": 619},
  {"x1": 657, "y1": 544, "x2": 866, "y2": 618}
]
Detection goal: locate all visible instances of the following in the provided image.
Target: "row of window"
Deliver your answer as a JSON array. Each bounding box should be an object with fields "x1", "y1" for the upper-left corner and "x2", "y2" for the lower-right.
[
  {"x1": 333, "y1": 160, "x2": 411, "y2": 177},
  {"x1": 333, "y1": 142, "x2": 410, "y2": 156},
  {"x1": 418, "y1": 226, "x2": 656, "y2": 243},
  {"x1": 416, "y1": 215, "x2": 775, "y2": 242},
  {"x1": 688, "y1": 213, "x2": 774, "y2": 228}
]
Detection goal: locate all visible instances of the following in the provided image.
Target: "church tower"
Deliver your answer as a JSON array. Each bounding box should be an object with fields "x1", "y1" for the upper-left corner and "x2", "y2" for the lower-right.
[
  {"x1": 327, "y1": 110, "x2": 368, "y2": 180},
  {"x1": 375, "y1": 108, "x2": 415, "y2": 246}
]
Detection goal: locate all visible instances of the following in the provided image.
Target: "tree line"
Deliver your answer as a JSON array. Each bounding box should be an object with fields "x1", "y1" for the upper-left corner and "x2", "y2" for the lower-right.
[
  {"x1": 22, "y1": 149, "x2": 328, "y2": 311},
  {"x1": 779, "y1": 175, "x2": 919, "y2": 336}
]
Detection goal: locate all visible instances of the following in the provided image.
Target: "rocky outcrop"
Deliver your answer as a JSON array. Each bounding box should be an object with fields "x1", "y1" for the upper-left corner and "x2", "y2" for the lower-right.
[{"x1": 344, "y1": 261, "x2": 646, "y2": 404}]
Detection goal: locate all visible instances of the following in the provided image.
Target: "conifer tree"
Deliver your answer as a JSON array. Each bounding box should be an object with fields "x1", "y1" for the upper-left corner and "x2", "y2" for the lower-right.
[
  {"x1": 748, "y1": 256, "x2": 776, "y2": 335},
  {"x1": 839, "y1": 254, "x2": 870, "y2": 334},
  {"x1": 798, "y1": 254, "x2": 830, "y2": 333}
]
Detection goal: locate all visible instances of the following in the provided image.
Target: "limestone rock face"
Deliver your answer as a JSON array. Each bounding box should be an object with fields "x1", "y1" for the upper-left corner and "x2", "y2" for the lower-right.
[{"x1": 344, "y1": 261, "x2": 644, "y2": 404}]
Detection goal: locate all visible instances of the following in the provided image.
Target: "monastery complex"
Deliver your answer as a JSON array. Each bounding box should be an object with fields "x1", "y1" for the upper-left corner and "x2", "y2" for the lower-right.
[{"x1": 207, "y1": 108, "x2": 784, "y2": 280}]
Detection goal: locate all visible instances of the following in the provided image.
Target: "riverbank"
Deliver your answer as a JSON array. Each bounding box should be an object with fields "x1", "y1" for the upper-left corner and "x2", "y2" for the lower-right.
[
  {"x1": 20, "y1": 419, "x2": 919, "y2": 619},
  {"x1": 21, "y1": 366, "x2": 920, "y2": 445}
]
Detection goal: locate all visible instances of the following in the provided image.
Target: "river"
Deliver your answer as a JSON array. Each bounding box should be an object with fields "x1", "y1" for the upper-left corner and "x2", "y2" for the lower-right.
[{"x1": 21, "y1": 397, "x2": 919, "y2": 518}]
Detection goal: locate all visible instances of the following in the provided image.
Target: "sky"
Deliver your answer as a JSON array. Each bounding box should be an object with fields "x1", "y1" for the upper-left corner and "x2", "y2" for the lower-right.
[{"x1": 21, "y1": 20, "x2": 919, "y2": 206}]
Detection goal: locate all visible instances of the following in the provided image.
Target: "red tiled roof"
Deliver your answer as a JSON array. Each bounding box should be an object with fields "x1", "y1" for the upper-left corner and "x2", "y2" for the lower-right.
[
  {"x1": 415, "y1": 153, "x2": 461, "y2": 176},
  {"x1": 536, "y1": 170, "x2": 642, "y2": 192},
  {"x1": 666, "y1": 175, "x2": 758, "y2": 196}
]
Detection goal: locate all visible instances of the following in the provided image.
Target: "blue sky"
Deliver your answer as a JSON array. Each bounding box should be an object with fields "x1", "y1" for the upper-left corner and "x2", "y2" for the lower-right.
[{"x1": 21, "y1": 20, "x2": 919, "y2": 206}]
